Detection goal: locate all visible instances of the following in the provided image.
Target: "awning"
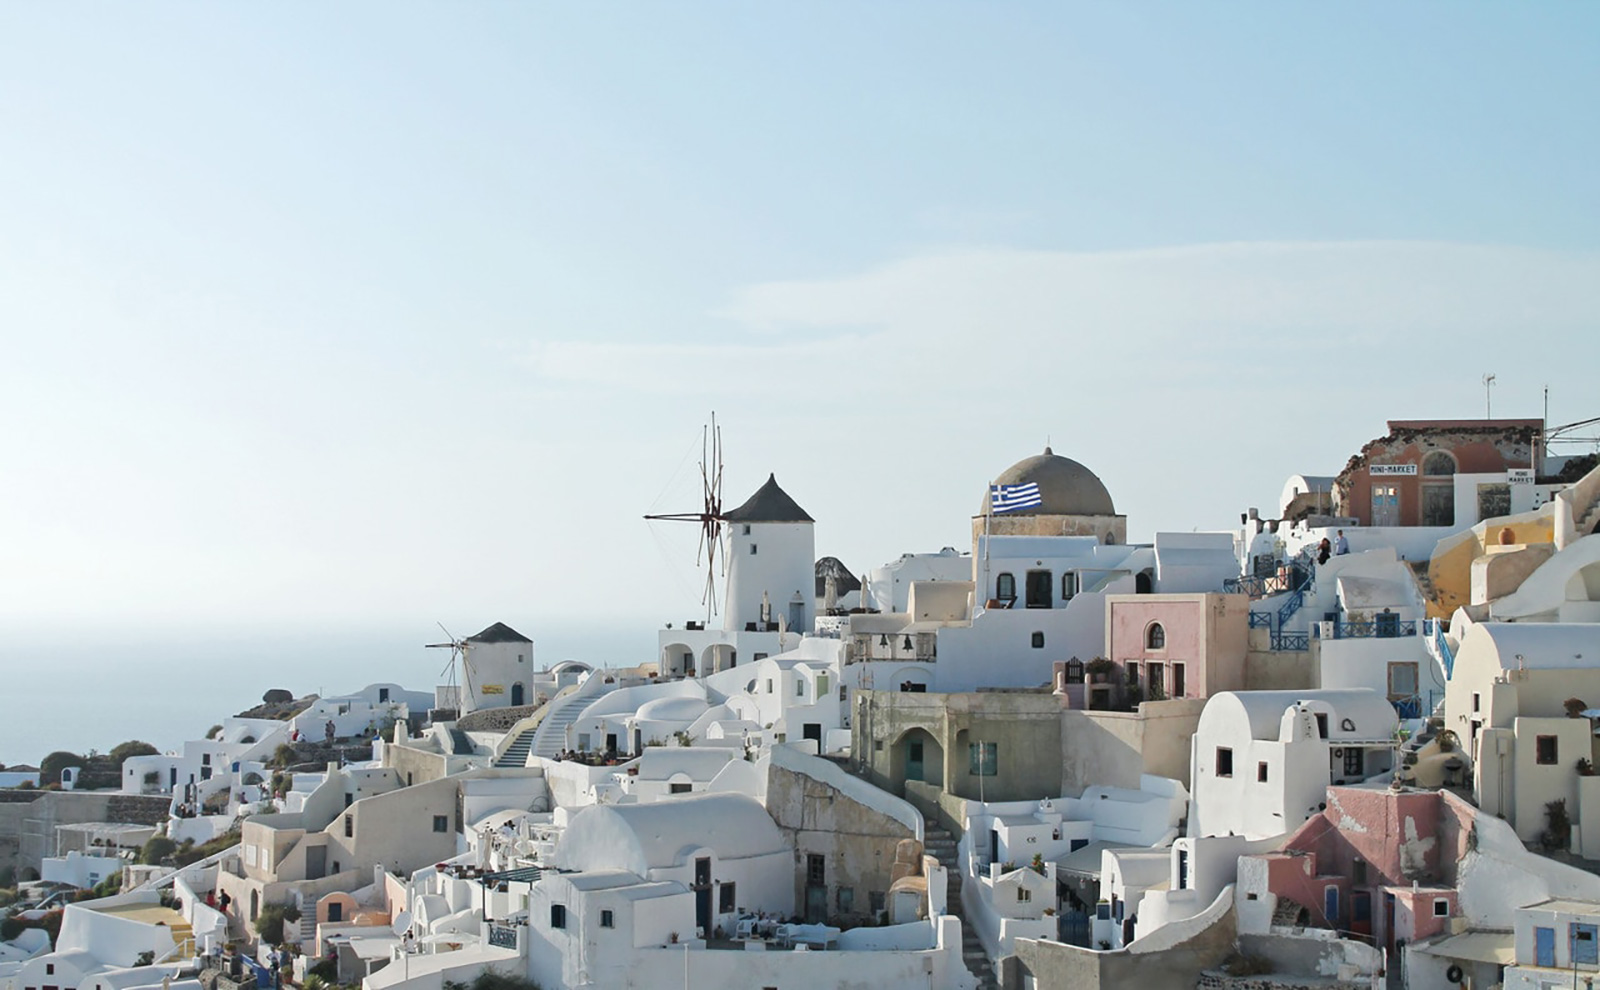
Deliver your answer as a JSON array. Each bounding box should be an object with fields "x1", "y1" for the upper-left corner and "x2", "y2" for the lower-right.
[{"x1": 1423, "y1": 929, "x2": 1515, "y2": 965}]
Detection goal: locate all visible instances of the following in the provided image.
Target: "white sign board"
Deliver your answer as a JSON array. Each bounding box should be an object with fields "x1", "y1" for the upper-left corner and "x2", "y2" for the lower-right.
[
  {"x1": 1508, "y1": 469, "x2": 1535, "y2": 485},
  {"x1": 1370, "y1": 464, "x2": 1418, "y2": 476}
]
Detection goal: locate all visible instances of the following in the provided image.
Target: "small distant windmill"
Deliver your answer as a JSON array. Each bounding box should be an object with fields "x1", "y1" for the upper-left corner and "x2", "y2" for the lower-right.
[
  {"x1": 644, "y1": 414, "x2": 727, "y2": 624},
  {"x1": 426, "y1": 622, "x2": 472, "y2": 711}
]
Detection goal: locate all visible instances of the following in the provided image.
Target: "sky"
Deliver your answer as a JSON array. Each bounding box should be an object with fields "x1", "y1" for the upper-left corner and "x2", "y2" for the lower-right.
[{"x1": 2, "y1": 4, "x2": 1598, "y2": 760}]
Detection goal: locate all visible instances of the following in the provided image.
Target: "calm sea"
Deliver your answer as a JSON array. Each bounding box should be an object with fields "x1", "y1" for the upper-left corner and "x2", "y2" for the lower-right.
[{"x1": 0, "y1": 621, "x2": 654, "y2": 767}]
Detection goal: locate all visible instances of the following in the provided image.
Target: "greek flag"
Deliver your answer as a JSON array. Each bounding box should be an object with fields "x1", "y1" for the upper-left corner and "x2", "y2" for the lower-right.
[{"x1": 990, "y1": 483, "x2": 1042, "y2": 513}]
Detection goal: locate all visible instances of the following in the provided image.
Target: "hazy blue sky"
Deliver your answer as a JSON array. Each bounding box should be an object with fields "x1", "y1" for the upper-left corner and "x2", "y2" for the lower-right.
[{"x1": 3, "y1": 4, "x2": 1598, "y2": 758}]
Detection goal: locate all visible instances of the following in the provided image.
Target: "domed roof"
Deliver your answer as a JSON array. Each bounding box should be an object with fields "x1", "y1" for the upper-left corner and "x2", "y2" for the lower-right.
[
  {"x1": 635, "y1": 696, "x2": 709, "y2": 722},
  {"x1": 981, "y1": 447, "x2": 1116, "y2": 517}
]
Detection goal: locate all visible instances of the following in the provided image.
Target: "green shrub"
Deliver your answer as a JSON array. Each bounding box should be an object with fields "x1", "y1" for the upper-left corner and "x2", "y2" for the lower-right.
[
  {"x1": 140, "y1": 836, "x2": 178, "y2": 865},
  {"x1": 173, "y1": 830, "x2": 240, "y2": 867},
  {"x1": 444, "y1": 971, "x2": 544, "y2": 990},
  {"x1": 109, "y1": 741, "x2": 159, "y2": 766},
  {"x1": 254, "y1": 902, "x2": 302, "y2": 943},
  {"x1": 40, "y1": 751, "x2": 86, "y2": 785}
]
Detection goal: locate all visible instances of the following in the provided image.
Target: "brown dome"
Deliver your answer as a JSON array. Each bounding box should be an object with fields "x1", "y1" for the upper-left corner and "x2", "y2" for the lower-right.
[{"x1": 980, "y1": 447, "x2": 1116, "y2": 517}]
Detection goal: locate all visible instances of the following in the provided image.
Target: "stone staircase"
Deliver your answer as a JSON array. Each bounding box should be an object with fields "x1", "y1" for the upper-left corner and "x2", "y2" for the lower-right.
[
  {"x1": 923, "y1": 817, "x2": 997, "y2": 990},
  {"x1": 494, "y1": 727, "x2": 537, "y2": 768}
]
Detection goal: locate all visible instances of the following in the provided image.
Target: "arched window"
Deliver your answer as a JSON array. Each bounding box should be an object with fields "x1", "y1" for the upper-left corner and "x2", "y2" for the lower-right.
[
  {"x1": 996, "y1": 573, "x2": 1016, "y2": 603},
  {"x1": 1422, "y1": 451, "x2": 1457, "y2": 476},
  {"x1": 1146, "y1": 623, "x2": 1166, "y2": 650}
]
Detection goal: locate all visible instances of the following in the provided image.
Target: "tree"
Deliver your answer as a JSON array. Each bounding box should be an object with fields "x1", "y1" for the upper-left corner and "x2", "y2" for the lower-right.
[
  {"x1": 39, "y1": 751, "x2": 86, "y2": 785},
  {"x1": 139, "y1": 836, "x2": 178, "y2": 866},
  {"x1": 254, "y1": 903, "x2": 301, "y2": 943},
  {"x1": 109, "y1": 741, "x2": 159, "y2": 767}
]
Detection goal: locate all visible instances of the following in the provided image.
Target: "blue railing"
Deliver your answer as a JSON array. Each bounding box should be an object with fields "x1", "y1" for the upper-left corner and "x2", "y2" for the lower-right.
[
  {"x1": 1390, "y1": 689, "x2": 1441, "y2": 721},
  {"x1": 1332, "y1": 619, "x2": 1419, "y2": 640},
  {"x1": 1426, "y1": 619, "x2": 1456, "y2": 679},
  {"x1": 1226, "y1": 562, "x2": 1313, "y2": 600},
  {"x1": 1248, "y1": 612, "x2": 1274, "y2": 629}
]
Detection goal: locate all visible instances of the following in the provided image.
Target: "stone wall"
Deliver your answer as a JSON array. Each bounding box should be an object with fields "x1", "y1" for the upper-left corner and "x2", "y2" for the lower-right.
[
  {"x1": 766, "y1": 758, "x2": 915, "y2": 924},
  {"x1": 455, "y1": 704, "x2": 541, "y2": 733},
  {"x1": 1197, "y1": 975, "x2": 1366, "y2": 990}
]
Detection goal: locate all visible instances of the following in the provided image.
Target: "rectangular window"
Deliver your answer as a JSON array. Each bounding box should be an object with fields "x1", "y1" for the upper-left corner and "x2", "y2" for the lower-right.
[
  {"x1": 1344, "y1": 748, "x2": 1364, "y2": 777},
  {"x1": 1387, "y1": 662, "x2": 1418, "y2": 700},
  {"x1": 1216, "y1": 747, "x2": 1234, "y2": 778},
  {"x1": 1031, "y1": 632, "x2": 1045, "y2": 649},
  {"x1": 796, "y1": 678, "x2": 805, "y2": 696},
  {"x1": 817, "y1": 674, "x2": 829, "y2": 695},
  {"x1": 1352, "y1": 860, "x2": 1368, "y2": 884},
  {"x1": 600, "y1": 909, "x2": 614, "y2": 928},
  {"x1": 970, "y1": 742, "x2": 998, "y2": 777},
  {"x1": 870, "y1": 890, "x2": 886, "y2": 913},
  {"x1": 1126, "y1": 662, "x2": 1139, "y2": 688},
  {"x1": 343, "y1": 815, "x2": 353, "y2": 838},
  {"x1": 750, "y1": 544, "x2": 758, "y2": 555},
  {"x1": 1315, "y1": 713, "x2": 1329, "y2": 739},
  {"x1": 1257, "y1": 762, "x2": 1269, "y2": 783},
  {"x1": 720, "y1": 882, "x2": 736, "y2": 913},
  {"x1": 808, "y1": 854, "x2": 826, "y2": 884},
  {"x1": 839, "y1": 887, "x2": 854, "y2": 912},
  {"x1": 742, "y1": 524, "x2": 751, "y2": 535},
  {"x1": 670, "y1": 782, "x2": 692, "y2": 794},
  {"x1": 1062, "y1": 572, "x2": 1078, "y2": 601},
  {"x1": 1018, "y1": 888, "x2": 1032, "y2": 902},
  {"x1": 1473, "y1": 692, "x2": 1481, "y2": 712},
  {"x1": 1433, "y1": 898, "x2": 1449, "y2": 917},
  {"x1": 550, "y1": 904, "x2": 566, "y2": 930},
  {"x1": 433, "y1": 815, "x2": 448, "y2": 833},
  {"x1": 1537, "y1": 735, "x2": 1559, "y2": 765},
  {"x1": 1171, "y1": 662, "x2": 1186, "y2": 699}
]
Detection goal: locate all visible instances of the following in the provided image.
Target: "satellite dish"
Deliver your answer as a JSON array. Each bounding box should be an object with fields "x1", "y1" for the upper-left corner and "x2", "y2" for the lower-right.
[{"x1": 391, "y1": 910, "x2": 412, "y2": 936}]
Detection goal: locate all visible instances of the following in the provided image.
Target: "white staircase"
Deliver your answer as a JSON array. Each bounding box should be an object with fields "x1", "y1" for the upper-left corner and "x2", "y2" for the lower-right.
[{"x1": 531, "y1": 673, "x2": 617, "y2": 758}]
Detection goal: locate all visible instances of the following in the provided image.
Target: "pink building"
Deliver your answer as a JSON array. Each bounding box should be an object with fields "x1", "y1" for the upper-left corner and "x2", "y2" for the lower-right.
[
  {"x1": 1056, "y1": 593, "x2": 1248, "y2": 709},
  {"x1": 1237, "y1": 787, "x2": 1471, "y2": 952}
]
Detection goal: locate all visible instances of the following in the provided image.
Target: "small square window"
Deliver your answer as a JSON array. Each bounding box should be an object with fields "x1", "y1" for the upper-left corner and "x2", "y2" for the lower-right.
[
  {"x1": 551, "y1": 904, "x2": 566, "y2": 929},
  {"x1": 1433, "y1": 898, "x2": 1449, "y2": 918},
  {"x1": 1031, "y1": 632, "x2": 1045, "y2": 649},
  {"x1": 742, "y1": 524, "x2": 751, "y2": 535},
  {"x1": 750, "y1": 544, "x2": 758, "y2": 555},
  {"x1": 1216, "y1": 747, "x2": 1234, "y2": 778},
  {"x1": 600, "y1": 909, "x2": 614, "y2": 928},
  {"x1": 432, "y1": 815, "x2": 448, "y2": 833},
  {"x1": 1537, "y1": 735, "x2": 1559, "y2": 765},
  {"x1": 1018, "y1": 888, "x2": 1032, "y2": 902},
  {"x1": 1257, "y1": 762, "x2": 1269, "y2": 783},
  {"x1": 970, "y1": 742, "x2": 997, "y2": 777}
]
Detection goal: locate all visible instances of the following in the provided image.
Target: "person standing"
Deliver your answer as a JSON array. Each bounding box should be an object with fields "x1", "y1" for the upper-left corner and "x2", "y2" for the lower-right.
[
  {"x1": 1334, "y1": 530, "x2": 1350, "y2": 555},
  {"x1": 1316, "y1": 538, "x2": 1332, "y2": 564}
]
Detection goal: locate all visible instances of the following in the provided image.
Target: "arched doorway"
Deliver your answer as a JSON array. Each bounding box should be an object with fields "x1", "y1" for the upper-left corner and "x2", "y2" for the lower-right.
[
  {"x1": 892, "y1": 728, "x2": 943, "y2": 790},
  {"x1": 661, "y1": 643, "x2": 694, "y2": 678},
  {"x1": 511, "y1": 683, "x2": 525, "y2": 706}
]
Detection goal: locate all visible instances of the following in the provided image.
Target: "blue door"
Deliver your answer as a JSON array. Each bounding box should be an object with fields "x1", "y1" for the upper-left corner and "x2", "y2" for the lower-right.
[
  {"x1": 1324, "y1": 886, "x2": 1340, "y2": 925},
  {"x1": 1537, "y1": 926, "x2": 1556, "y2": 967},
  {"x1": 1573, "y1": 923, "x2": 1598, "y2": 964}
]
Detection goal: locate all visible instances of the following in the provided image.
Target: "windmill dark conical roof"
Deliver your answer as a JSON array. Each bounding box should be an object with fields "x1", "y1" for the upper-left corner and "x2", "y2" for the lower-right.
[
  {"x1": 467, "y1": 622, "x2": 532, "y2": 644},
  {"x1": 724, "y1": 474, "x2": 814, "y2": 523}
]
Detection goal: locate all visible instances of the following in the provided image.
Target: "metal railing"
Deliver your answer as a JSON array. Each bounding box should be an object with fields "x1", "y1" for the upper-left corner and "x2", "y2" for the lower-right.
[
  {"x1": 1271, "y1": 632, "x2": 1310, "y2": 652},
  {"x1": 1331, "y1": 619, "x2": 1418, "y2": 639},
  {"x1": 488, "y1": 924, "x2": 518, "y2": 949},
  {"x1": 1248, "y1": 612, "x2": 1274, "y2": 629}
]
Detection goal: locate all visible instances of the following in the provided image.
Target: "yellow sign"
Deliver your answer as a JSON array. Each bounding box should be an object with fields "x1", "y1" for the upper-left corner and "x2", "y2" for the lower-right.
[{"x1": 481, "y1": 684, "x2": 504, "y2": 695}]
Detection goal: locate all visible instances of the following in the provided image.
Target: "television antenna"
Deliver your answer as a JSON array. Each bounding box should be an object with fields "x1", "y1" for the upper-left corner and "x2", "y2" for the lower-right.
[
  {"x1": 644, "y1": 414, "x2": 727, "y2": 625},
  {"x1": 1482, "y1": 373, "x2": 1496, "y2": 418},
  {"x1": 425, "y1": 622, "x2": 472, "y2": 710}
]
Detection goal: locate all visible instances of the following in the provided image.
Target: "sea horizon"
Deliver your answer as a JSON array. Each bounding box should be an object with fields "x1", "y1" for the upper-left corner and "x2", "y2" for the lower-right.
[{"x1": 0, "y1": 619, "x2": 658, "y2": 768}]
